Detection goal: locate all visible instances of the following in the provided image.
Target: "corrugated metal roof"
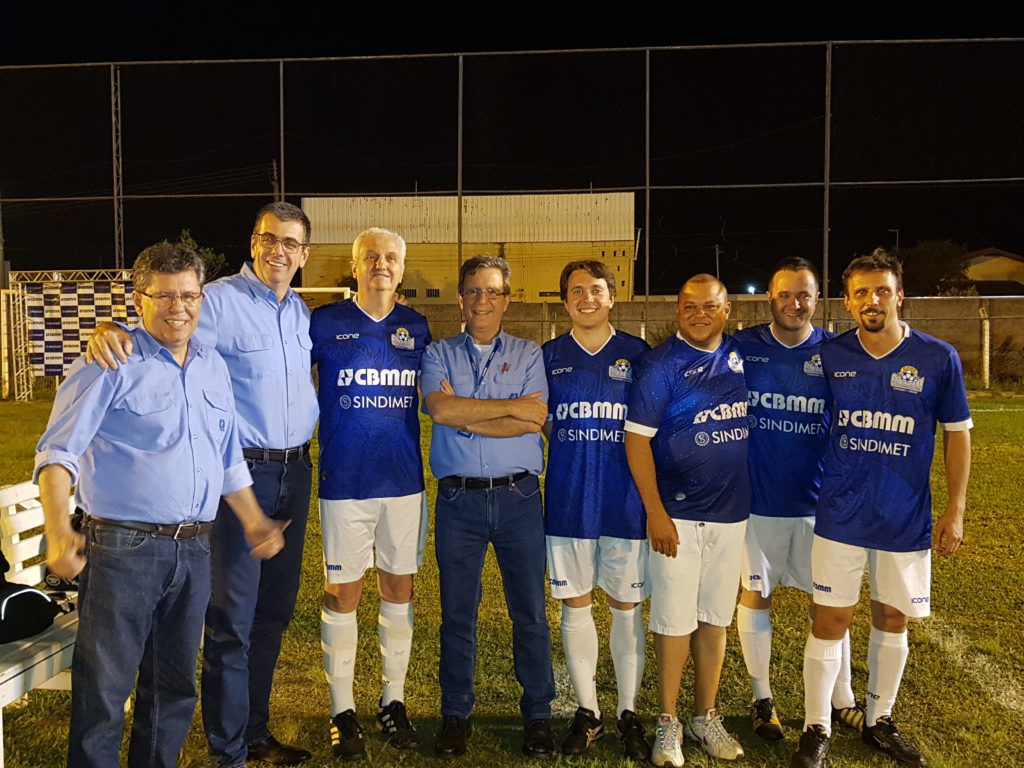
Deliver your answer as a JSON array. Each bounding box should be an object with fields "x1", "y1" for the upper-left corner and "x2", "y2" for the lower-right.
[{"x1": 303, "y1": 193, "x2": 633, "y2": 244}]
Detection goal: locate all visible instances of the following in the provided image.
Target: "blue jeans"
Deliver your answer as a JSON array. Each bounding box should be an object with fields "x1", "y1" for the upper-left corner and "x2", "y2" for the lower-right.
[
  {"x1": 68, "y1": 521, "x2": 211, "y2": 768},
  {"x1": 435, "y1": 473, "x2": 555, "y2": 721},
  {"x1": 201, "y1": 456, "x2": 312, "y2": 766}
]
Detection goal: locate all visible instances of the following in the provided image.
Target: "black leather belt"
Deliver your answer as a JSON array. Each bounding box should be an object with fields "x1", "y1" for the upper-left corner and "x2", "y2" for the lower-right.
[
  {"x1": 438, "y1": 470, "x2": 531, "y2": 490},
  {"x1": 86, "y1": 515, "x2": 214, "y2": 539},
  {"x1": 243, "y1": 442, "x2": 311, "y2": 463}
]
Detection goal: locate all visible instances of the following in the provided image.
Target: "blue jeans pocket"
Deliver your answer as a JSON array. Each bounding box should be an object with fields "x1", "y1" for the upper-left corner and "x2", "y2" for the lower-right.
[
  {"x1": 509, "y1": 474, "x2": 541, "y2": 500},
  {"x1": 436, "y1": 483, "x2": 465, "y2": 503},
  {"x1": 88, "y1": 524, "x2": 149, "y2": 552}
]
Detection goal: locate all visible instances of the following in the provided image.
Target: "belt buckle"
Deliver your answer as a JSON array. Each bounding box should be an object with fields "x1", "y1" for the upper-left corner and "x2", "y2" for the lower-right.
[{"x1": 173, "y1": 522, "x2": 198, "y2": 540}]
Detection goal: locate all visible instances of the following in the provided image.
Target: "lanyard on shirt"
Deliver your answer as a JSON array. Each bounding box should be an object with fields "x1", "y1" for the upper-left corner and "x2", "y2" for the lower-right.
[{"x1": 468, "y1": 341, "x2": 500, "y2": 398}]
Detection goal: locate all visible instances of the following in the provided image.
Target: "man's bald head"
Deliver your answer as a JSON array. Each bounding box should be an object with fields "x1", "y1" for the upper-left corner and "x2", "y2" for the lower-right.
[{"x1": 676, "y1": 274, "x2": 731, "y2": 350}]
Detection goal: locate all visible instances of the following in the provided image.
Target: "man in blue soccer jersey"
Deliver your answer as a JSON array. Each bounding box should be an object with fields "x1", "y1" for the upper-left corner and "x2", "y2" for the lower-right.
[
  {"x1": 791, "y1": 249, "x2": 971, "y2": 768},
  {"x1": 87, "y1": 203, "x2": 319, "y2": 767},
  {"x1": 422, "y1": 255, "x2": 556, "y2": 760},
  {"x1": 733, "y1": 258, "x2": 859, "y2": 741},
  {"x1": 310, "y1": 227, "x2": 430, "y2": 759},
  {"x1": 625, "y1": 274, "x2": 749, "y2": 766},
  {"x1": 542, "y1": 260, "x2": 651, "y2": 760},
  {"x1": 39, "y1": 242, "x2": 287, "y2": 768}
]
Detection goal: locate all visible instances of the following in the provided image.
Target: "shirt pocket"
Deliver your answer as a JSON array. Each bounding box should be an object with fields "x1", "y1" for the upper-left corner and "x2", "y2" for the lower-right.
[
  {"x1": 202, "y1": 388, "x2": 232, "y2": 439},
  {"x1": 296, "y1": 332, "x2": 313, "y2": 373},
  {"x1": 232, "y1": 333, "x2": 274, "y2": 380},
  {"x1": 114, "y1": 392, "x2": 180, "y2": 450}
]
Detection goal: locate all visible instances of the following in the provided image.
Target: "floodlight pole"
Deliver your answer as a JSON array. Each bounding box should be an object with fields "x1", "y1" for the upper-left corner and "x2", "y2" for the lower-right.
[
  {"x1": 822, "y1": 42, "x2": 833, "y2": 328},
  {"x1": 110, "y1": 65, "x2": 125, "y2": 270}
]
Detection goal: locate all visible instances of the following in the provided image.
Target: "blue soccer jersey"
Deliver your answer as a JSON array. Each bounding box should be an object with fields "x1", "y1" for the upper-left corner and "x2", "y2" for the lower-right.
[
  {"x1": 543, "y1": 329, "x2": 650, "y2": 540},
  {"x1": 735, "y1": 324, "x2": 835, "y2": 518},
  {"x1": 816, "y1": 326, "x2": 972, "y2": 552},
  {"x1": 310, "y1": 299, "x2": 431, "y2": 501},
  {"x1": 625, "y1": 334, "x2": 750, "y2": 524}
]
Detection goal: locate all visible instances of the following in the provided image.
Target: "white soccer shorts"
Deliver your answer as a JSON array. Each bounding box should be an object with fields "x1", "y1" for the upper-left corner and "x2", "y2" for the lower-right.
[
  {"x1": 546, "y1": 535, "x2": 651, "y2": 603},
  {"x1": 320, "y1": 492, "x2": 428, "y2": 583},
  {"x1": 740, "y1": 514, "x2": 815, "y2": 597}
]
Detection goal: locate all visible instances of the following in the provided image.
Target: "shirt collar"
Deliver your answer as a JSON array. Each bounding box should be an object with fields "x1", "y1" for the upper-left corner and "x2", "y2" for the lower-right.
[
  {"x1": 461, "y1": 328, "x2": 506, "y2": 353},
  {"x1": 133, "y1": 324, "x2": 208, "y2": 362},
  {"x1": 239, "y1": 261, "x2": 298, "y2": 306}
]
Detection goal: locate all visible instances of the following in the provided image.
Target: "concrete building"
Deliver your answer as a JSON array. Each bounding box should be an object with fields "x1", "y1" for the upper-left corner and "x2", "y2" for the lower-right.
[{"x1": 300, "y1": 193, "x2": 637, "y2": 303}]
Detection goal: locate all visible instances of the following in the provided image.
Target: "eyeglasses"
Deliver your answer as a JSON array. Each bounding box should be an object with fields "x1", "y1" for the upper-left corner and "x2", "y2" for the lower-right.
[
  {"x1": 461, "y1": 287, "x2": 508, "y2": 300},
  {"x1": 139, "y1": 291, "x2": 204, "y2": 308},
  {"x1": 253, "y1": 232, "x2": 309, "y2": 256}
]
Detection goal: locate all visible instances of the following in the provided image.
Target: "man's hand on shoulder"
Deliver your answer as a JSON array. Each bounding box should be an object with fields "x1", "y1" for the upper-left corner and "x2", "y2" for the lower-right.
[
  {"x1": 46, "y1": 528, "x2": 87, "y2": 580},
  {"x1": 85, "y1": 322, "x2": 132, "y2": 370}
]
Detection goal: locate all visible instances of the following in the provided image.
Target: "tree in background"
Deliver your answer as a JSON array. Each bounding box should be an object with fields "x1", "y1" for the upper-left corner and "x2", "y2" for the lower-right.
[
  {"x1": 178, "y1": 229, "x2": 228, "y2": 282},
  {"x1": 894, "y1": 239, "x2": 968, "y2": 296}
]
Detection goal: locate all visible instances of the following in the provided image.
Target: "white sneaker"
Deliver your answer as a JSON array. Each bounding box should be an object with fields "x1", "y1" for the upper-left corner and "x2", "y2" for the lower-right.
[
  {"x1": 651, "y1": 714, "x2": 684, "y2": 767},
  {"x1": 685, "y1": 708, "x2": 744, "y2": 760}
]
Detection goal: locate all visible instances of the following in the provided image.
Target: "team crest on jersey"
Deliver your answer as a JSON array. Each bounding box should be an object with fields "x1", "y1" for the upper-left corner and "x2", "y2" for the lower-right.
[
  {"x1": 890, "y1": 365, "x2": 925, "y2": 393},
  {"x1": 803, "y1": 354, "x2": 824, "y2": 377},
  {"x1": 390, "y1": 327, "x2": 414, "y2": 350},
  {"x1": 727, "y1": 350, "x2": 744, "y2": 373},
  {"x1": 608, "y1": 358, "x2": 633, "y2": 382}
]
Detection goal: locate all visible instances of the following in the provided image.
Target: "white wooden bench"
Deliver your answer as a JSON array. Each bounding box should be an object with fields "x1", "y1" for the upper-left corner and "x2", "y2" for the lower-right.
[{"x1": 0, "y1": 480, "x2": 78, "y2": 768}]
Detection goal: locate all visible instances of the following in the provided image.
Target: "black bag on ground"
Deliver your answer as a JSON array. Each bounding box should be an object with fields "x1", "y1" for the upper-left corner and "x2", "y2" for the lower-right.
[{"x1": 0, "y1": 551, "x2": 61, "y2": 643}]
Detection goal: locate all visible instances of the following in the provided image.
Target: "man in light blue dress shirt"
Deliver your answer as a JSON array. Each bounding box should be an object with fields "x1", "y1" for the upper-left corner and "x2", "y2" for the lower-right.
[
  {"x1": 86, "y1": 203, "x2": 320, "y2": 767},
  {"x1": 421, "y1": 255, "x2": 556, "y2": 760},
  {"x1": 37, "y1": 242, "x2": 287, "y2": 768}
]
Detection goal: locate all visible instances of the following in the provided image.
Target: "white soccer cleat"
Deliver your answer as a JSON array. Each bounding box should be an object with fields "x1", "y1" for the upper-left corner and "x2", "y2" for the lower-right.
[
  {"x1": 685, "y1": 708, "x2": 745, "y2": 760},
  {"x1": 651, "y1": 714, "x2": 684, "y2": 767}
]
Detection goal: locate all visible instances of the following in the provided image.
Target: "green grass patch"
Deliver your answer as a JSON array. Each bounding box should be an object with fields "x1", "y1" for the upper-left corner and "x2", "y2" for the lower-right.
[{"x1": 2, "y1": 399, "x2": 1021, "y2": 766}]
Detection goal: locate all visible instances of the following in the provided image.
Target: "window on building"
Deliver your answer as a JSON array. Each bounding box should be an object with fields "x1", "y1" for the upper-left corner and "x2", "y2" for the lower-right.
[
  {"x1": 403, "y1": 288, "x2": 417, "y2": 298},
  {"x1": 426, "y1": 288, "x2": 440, "y2": 298}
]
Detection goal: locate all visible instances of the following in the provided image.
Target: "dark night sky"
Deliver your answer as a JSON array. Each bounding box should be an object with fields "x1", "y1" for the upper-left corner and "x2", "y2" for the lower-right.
[{"x1": 2, "y1": 5, "x2": 1022, "y2": 295}]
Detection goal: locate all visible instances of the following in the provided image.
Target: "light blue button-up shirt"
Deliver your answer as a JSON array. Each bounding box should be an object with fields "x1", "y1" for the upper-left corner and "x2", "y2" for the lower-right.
[
  {"x1": 195, "y1": 263, "x2": 319, "y2": 450},
  {"x1": 34, "y1": 326, "x2": 252, "y2": 524},
  {"x1": 422, "y1": 330, "x2": 547, "y2": 479}
]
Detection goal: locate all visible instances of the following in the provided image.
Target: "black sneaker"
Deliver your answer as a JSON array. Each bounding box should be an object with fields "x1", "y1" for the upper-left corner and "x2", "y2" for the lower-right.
[
  {"x1": 561, "y1": 707, "x2": 604, "y2": 755},
  {"x1": 329, "y1": 709, "x2": 366, "y2": 761},
  {"x1": 377, "y1": 699, "x2": 421, "y2": 749},
  {"x1": 435, "y1": 715, "x2": 472, "y2": 758},
  {"x1": 616, "y1": 709, "x2": 651, "y2": 762},
  {"x1": 862, "y1": 716, "x2": 926, "y2": 767},
  {"x1": 831, "y1": 699, "x2": 866, "y2": 732},
  {"x1": 790, "y1": 724, "x2": 831, "y2": 768},
  {"x1": 752, "y1": 697, "x2": 784, "y2": 741},
  {"x1": 523, "y1": 718, "x2": 555, "y2": 759}
]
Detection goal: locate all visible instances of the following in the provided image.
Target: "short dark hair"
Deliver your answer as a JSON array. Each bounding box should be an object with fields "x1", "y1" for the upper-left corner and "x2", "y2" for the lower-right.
[
  {"x1": 132, "y1": 241, "x2": 204, "y2": 294},
  {"x1": 842, "y1": 247, "x2": 903, "y2": 294},
  {"x1": 253, "y1": 201, "x2": 312, "y2": 244},
  {"x1": 458, "y1": 254, "x2": 511, "y2": 295},
  {"x1": 770, "y1": 256, "x2": 820, "y2": 291},
  {"x1": 558, "y1": 260, "x2": 616, "y2": 301}
]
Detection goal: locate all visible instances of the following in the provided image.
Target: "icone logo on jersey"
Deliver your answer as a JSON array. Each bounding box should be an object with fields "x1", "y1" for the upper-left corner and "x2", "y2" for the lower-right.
[
  {"x1": 550, "y1": 366, "x2": 573, "y2": 375},
  {"x1": 727, "y1": 350, "x2": 744, "y2": 373},
  {"x1": 747, "y1": 391, "x2": 825, "y2": 414},
  {"x1": 837, "y1": 409, "x2": 915, "y2": 434},
  {"x1": 832, "y1": 370, "x2": 857, "y2": 378},
  {"x1": 693, "y1": 400, "x2": 747, "y2": 424},
  {"x1": 745, "y1": 355, "x2": 769, "y2": 363},
  {"x1": 391, "y1": 327, "x2": 414, "y2": 350},
  {"x1": 890, "y1": 365, "x2": 925, "y2": 393},
  {"x1": 555, "y1": 401, "x2": 628, "y2": 421},
  {"x1": 608, "y1": 358, "x2": 633, "y2": 382},
  {"x1": 337, "y1": 368, "x2": 418, "y2": 387},
  {"x1": 803, "y1": 354, "x2": 824, "y2": 377},
  {"x1": 335, "y1": 332, "x2": 360, "y2": 340}
]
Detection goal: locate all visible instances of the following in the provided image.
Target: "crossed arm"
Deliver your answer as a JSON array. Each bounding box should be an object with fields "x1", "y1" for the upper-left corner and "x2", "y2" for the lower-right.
[{"x1": 424, "y1": 380, "x2": 547, "y2": 437}]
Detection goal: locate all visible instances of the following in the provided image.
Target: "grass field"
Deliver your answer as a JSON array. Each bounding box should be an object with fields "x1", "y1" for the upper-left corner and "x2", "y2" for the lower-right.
[{"x1": 2, "y1": 396, "x2": 1021, "y2": 767}]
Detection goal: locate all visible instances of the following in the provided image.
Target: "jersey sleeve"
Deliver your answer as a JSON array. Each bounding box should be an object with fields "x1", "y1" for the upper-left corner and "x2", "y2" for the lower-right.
[
  {"x1": 937, "y1": 345, "x2": 972, "y2": 430},
  {"x1": 624, "y1": 352, "x2": 670, "y2": 437}
]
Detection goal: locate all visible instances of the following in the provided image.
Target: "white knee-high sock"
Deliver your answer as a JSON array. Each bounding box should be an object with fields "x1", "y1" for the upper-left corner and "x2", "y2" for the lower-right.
[
  {"x1": 866, "y1": 627, "x2": 908, "y2": 725},
  {"x1": 831, "y1": 629, "x2": 856, "y2": 709},
  {"x1": 737, "y1": 605, "x2": 773, "y2": 701},
  {"x1": 561, "y1": 604, "x2": 600, "y2": 715},
  {"x1": 803, "y1": 634, "x2": 843, "y2": 734},
  {"x1": 322, "y1": 606, "x2": 359, "y2": 716},
  {"x1": 379, "y1": 599, "x2": 414, "y2": 705},
  {"x1": 609, "y1": 605, "x2": 645, "y2": 717}
]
